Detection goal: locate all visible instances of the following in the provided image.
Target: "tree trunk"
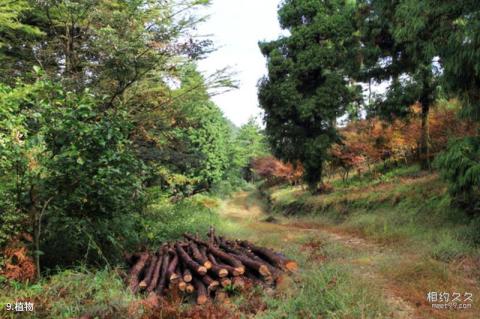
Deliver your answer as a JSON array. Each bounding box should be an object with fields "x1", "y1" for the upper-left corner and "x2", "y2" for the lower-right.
[{"x1": 419, "y1": 100, "x2": 431, "y2": 170}]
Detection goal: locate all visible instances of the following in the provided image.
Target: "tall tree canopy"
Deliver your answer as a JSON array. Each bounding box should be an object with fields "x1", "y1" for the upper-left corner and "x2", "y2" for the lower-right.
[
  {"x1": 258, "y1": 0, "x2": 362, "y2": 191},
  {"x1": 357, "y1": 0, "x2": 443, "y2": 169}
]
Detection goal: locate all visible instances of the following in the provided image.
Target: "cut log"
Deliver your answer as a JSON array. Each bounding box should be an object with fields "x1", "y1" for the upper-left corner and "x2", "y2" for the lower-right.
[
  {"x1": 230, "y1": 253, "x2": 271, "y2": 277},
  {"x1": 139, "y1": 254, "x2": 158, "y2": 290},
  {"x1": 128, "y1": 252, "x2": 149, "y2": 293},
  {"x1": 146, "y1": 251, "x2": 163, "y2": 292},
  {"x1": 217, "y1": 238, "x2": 272, "y2": 277},
  {"x1": 189, "y1": 242, "x2": 212, "y2": 270},
  {"x1": 184, "y1": 234, "x2": 245, "y2": 275},
  {"x1": 198, "y1": 245, "x2": 213, "y2": 270},
  {"x1": 166, "y1": 251, "x2": 179, "y2": 282},
  {"x1": 175, "y1": 243, "x2": 207, "y2": 276},
  {"x1": 181, "y1": 262, "x2": 193, "y2": 283},
  {"x1": 192, "y1": 277, "x2": 209, "y2": 305},
  {"x1": 155, "y1": 247, "x2": 170, "y2": 295},
  {"x1": 207, "y1": 253, "x2": 239, "y2": 276},
  {"x1": 229, "y1": 242, "x2": 281, "y2": 277},
  {"x1": 186, "y1": 283, "x2": 195, "y2": 294},
  {"x1": 178, "y1": 279, "x2": 187, "y2": 292},
  {"x1": 206, "y1": 253, "x2": 229, "y2": 277},
  {"x1": 201, "y1": 274, "x2": 220, "y2": 292},
  {"x1": 238, "y1": 240, "x2": 298, "y2": 271}
]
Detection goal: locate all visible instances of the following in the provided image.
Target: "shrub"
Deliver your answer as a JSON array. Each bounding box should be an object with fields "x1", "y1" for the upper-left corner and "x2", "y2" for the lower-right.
[
  {"x1": 435, "y1": 136, "x2": 480, "y2": 214},
  {"x1": 0, "y1": 81, "x2": 146, "y2": 271}
]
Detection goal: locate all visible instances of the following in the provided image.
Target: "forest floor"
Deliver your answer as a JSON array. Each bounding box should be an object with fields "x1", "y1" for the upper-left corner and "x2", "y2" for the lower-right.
[{"x1": 218, "y1": 187, "x2": 479, "y2": 319}]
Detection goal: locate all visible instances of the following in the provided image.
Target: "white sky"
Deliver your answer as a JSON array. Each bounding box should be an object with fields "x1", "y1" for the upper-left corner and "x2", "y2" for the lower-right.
[{"x1": 196, "y1": 0, "x2": 284, "y2": 127}]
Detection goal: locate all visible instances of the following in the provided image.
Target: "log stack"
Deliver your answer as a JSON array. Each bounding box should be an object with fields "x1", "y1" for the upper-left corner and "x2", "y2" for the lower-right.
[{"x1": 126, "y1": 228, "x2": 297, "y2": 305}]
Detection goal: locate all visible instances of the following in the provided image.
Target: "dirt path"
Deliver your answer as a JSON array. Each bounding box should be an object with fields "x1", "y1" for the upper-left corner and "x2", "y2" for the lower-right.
[{"x1": 220, "y1": 191, "x2": 417, "y2": 319}]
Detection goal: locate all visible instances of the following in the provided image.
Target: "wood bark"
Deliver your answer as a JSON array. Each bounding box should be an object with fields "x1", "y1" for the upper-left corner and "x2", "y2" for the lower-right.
[
  {"x1": 192, "y1": 277, "x2": 208, "y2": 305},
  {"x1": 146, "y1": 251, "x2": 163, "y2": 292},
  {"x1": 184, "y1": 234, "x2": 244, "y2": 274},
  {"x1": 181, "y1": 262, "x2": 193, "y2": 283},
  {"x1": 189, "y1": 242, "x2": 212, "y2": 270},
  {"x1": 166, "y1": 251, "x2": 179, "y2": 282},
  {"x1": 155, "y1": 248, "x2": 170, "y2": 295},
  {"x1": 175, "y1": 242, "x2": 207, "y2": 276},
  {"x1": 230, "y1": 253, "x2": 271, "y2": 277},
  {"x1": 139, "y1": 254, "x2": 158, "y2": 290},
  {"x1": 207, "y1": 253, "x2": 240, "y2": 276},
  {"x1": 128, "y1": 252, "x2": 149, "y2": 293},
  {"x1": 201, "y1": 274, "x2": 220, "y2": 291},
  {"x1": 238, "y1": 240, "x2": 297, "y2": 271}
]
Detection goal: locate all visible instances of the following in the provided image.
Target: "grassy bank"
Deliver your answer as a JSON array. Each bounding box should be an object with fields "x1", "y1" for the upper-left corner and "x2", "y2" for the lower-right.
[
  {"x1": 267, "y1": 165, "x2": 480, "y2": 262},
  {"x1": 262, "y1": 165, "x2": 480, "y2": 318}
]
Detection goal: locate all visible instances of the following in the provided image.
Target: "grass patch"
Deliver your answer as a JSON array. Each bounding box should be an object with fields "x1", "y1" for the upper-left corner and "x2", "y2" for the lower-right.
[
  {"x1": 255, "y1": 237, "x2": 389, "y2": 319},
  {"x1": 218, "y1": 214, "x2": 390, "y2": 319},
  {"x1": 0, "y1": 268, "x2": 140, "y2": 319},
  {"x1": 268, "y1": 165, "x2": 480, "y2": 262}
]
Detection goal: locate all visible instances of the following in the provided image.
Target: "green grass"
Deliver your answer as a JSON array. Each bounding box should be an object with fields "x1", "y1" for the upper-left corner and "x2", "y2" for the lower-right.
[
  {"x1": 0, "y1": 267, "x2": 141, "y2": 319},
  {"x1": 268, "y1": 165, "x2": 480, "y2": 262},
  {"x1": 257, "y1": 235, "x2": 389, "y2": 319}
]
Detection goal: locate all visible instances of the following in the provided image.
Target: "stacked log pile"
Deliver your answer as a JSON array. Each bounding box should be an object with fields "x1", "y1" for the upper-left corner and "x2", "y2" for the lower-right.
[{"x1": 126, "y1": 228, "x2": 298, "y2": 305}]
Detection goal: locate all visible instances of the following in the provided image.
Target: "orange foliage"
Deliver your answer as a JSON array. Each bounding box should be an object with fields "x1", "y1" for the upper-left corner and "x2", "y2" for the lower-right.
[
  {"x1": 332, "y1": 102, "x2": 477, "y2": 171},
  {"x1": 251, "y1": 156, "x2": 303, "y2": 186},
  {"x1": 1, "y1": 235, "x2": 36, "y2": 282}
]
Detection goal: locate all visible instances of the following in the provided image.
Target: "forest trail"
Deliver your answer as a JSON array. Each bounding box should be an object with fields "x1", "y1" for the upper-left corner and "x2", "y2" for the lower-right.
[{"x1": 220, "y1": 190, "x2": 418, "y2": 319}]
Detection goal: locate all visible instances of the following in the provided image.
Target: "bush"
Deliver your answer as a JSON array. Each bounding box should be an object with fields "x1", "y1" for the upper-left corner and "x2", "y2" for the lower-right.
[
  {"x1": 0, "y1": 81, "x2": 146, "y2": 271},
  {"x1": 435, "y1": 136, "x2": 480, "y2": 214}
]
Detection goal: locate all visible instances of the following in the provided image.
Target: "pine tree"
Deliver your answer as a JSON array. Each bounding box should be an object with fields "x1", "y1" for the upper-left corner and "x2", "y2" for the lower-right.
[{"x1": 258, "y1": 0, "x2": 362, "y2": 191}]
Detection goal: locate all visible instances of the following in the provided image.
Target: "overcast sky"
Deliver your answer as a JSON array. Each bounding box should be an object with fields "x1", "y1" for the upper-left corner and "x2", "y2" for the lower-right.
[{"x1": 196, "y1": 0, "x2": 284, "y2": 127}]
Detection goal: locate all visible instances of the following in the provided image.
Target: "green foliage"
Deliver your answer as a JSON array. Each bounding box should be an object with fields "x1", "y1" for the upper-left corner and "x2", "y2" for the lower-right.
[
  {"x1": 0, "y1": 79, "x2": 146, "y2": 268},
  {"x1": 234, "y1": 118, "x2": 269, "y2": 168},
  {"x1": 134, "y1": 64, "x2": 240, "y2": 195},
  {"x1": 0, "y1": 0, "x2": 43, "y2": 45},
  {"x1": 0, "y1": 0, "x2": 241, "y2": 274},
  {"x1": 0, "y1": 81, "x2": 48, "y2": 250},
  {"x1": 142, "y1": 191, "x2": 220, "y2": 245},
  {"x1": 435, "y1": 136, "x2": 480, "y2": 214},
  {"x1": 258, "y1": 0, "x2": 362, "y2": 191}
]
